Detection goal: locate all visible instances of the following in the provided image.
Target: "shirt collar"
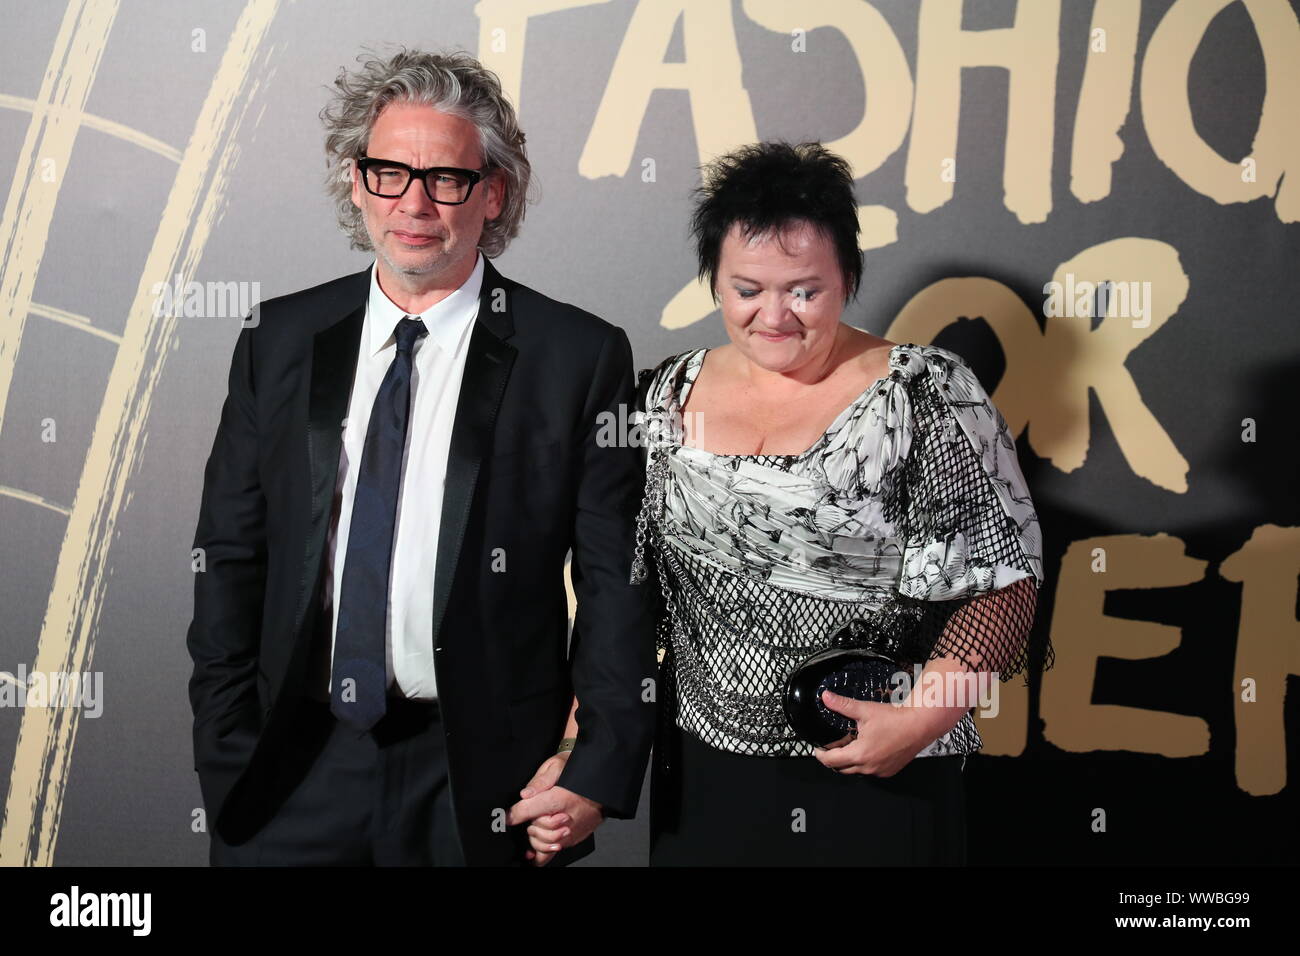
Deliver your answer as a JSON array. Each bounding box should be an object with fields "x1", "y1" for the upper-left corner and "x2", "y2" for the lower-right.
[{"x1": 366, "y1": 250, "x2": 484, "y2": 357}]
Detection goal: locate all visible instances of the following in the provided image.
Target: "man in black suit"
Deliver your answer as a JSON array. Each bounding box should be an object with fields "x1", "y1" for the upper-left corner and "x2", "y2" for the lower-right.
[{"x1": 187, "y1": 49, "x2": 656, "y2": 866}]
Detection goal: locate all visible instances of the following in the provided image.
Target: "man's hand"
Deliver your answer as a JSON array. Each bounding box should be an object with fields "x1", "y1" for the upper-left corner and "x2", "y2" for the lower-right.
[{"x1": 507, "y1": 752, "x2": 604, "y2": 866}]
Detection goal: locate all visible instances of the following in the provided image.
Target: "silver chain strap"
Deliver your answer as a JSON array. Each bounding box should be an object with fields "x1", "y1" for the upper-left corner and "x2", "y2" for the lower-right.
[
  {"x1": 630, "y1": 448, "x2": 678, "y2": 654},
  {"x1": 629, "y1": 447, "x2": 667, "y2": 586}
]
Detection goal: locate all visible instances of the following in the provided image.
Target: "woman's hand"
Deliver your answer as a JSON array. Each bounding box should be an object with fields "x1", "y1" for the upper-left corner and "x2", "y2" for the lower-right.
[
  {"x1": 516, "y1": 750, "x2": 575, "y2": 866},
  {"x1": 515, "y1": 697, "x2": 585, "y2": 866},
  {"x1": 812, "y1": 687, "x2": 967, "y2": 777}
]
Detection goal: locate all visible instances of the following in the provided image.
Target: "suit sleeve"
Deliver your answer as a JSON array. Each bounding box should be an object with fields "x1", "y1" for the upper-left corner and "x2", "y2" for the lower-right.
[
  {"x1": 555, "y1": 326, "x2": 658, "y2": 818},
  {"x1": 186, "y1": 321, "x2": 267, "y2": 829}
]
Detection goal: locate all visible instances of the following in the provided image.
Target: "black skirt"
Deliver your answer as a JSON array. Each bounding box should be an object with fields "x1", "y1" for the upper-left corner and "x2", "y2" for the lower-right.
[{"x1": 649, "y1": 722, "x2": 968, "y2": 866}]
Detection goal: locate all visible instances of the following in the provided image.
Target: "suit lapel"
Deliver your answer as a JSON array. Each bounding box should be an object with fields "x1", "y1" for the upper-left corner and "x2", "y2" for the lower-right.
[
  {"x1": 430, "y1": 256, "x2": 517, "y2": 650},
  {"x1": 296, "y1": 273, "x2": 368, "y2": 638}
]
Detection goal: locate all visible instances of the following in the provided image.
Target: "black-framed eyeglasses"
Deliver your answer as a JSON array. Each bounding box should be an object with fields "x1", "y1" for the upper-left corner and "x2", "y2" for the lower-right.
[{"x1": 356, "y1": 156, "x2": 491, "y2": 205}]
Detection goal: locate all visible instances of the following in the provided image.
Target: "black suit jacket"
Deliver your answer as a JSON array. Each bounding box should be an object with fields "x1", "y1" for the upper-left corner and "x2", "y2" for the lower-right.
[{"x1": 187, "y1": 256, "x2": 658, "y2": 866}]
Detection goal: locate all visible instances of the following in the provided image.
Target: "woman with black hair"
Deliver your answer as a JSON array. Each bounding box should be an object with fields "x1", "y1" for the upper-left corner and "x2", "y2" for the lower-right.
[{"x1": 632, "y1": 141, "x2": 1050, "y2": 866}]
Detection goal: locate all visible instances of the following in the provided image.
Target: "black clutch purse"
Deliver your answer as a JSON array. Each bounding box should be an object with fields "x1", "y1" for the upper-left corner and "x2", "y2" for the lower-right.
[{"x1": 782, "y1": 598, "x2": 924, "y2": 747}]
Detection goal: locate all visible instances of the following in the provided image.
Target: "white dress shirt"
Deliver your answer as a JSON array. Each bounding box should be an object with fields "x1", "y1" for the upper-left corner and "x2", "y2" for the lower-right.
[{"x1": 312, "y1": 251, "x2": 484, "y2": 702}]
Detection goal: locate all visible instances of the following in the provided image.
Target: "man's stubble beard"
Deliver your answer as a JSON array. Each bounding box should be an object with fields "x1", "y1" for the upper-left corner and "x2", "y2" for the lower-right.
[{"x1": 373, "y1": 232, "x2": 463, "y2": 283}]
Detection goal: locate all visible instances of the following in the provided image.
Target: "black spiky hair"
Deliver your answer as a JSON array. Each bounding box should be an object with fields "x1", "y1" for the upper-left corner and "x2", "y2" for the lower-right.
[{"x1": 689, "y1": 141, "x2": 862, "y2": 304}]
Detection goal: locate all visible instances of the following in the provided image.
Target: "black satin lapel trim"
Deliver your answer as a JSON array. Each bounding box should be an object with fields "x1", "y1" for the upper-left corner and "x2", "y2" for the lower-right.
[
  {"x1": 294, "y1": 303, "x2": 365, "y2": 636},
  {"x1": 431, "y1": 319, "x2": 516, "y2": 649},
  {"x1": 476, "y1": 256, "x2": 515, "y2": 341}
]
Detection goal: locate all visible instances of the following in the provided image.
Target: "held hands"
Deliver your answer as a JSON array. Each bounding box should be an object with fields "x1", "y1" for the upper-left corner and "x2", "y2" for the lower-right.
[
  {"x1": 506, "y1": 750, "x2": 604, "y2": 867},
  {"x1": 811, "y1": 689, "x2": 963, "y2": 778}
]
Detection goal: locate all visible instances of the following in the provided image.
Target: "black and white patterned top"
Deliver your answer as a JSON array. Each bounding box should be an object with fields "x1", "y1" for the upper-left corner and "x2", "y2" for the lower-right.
[{"x1": 634, "y1": 342, "x2": 1046, "y2": 758}]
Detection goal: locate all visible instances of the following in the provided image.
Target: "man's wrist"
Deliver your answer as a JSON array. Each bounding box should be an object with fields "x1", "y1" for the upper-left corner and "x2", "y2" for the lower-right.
[{"x1": 556, "y1": 736, "x2": 577, "y2": 755}]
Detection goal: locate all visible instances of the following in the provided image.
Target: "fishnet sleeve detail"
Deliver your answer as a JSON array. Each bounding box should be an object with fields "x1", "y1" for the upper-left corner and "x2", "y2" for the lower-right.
[{"x1": 898, "y1": 373, "x2": 1053, "y2": 684}]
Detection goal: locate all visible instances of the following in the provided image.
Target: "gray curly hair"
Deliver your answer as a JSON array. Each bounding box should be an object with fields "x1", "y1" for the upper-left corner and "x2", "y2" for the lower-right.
[{"x1": 321, "y1": 48, "x2": 531, "y2": 258}]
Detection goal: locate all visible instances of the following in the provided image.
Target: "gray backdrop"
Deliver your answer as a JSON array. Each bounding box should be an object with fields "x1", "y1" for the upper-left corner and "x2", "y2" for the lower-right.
[{"x1": 0, "y1": 0, "x2": 1296, "y2": 866}]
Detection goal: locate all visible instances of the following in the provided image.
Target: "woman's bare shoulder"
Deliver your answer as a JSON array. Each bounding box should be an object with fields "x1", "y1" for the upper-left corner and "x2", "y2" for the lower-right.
[
  {"x1": 840, "y1": 327, "x2": 900, "y2": 382},
  {"x1": 697, "y1": 341, "x2": 738, "y2": 384},
  {"x1": 709, "y1": 342, "x2": 738, "y2": 363}
]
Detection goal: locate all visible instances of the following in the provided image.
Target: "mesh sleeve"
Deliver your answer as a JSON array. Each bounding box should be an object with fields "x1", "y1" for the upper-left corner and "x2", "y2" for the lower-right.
[{"x1": 896, "y1": 368, "x2": 1052, "y2": 684}]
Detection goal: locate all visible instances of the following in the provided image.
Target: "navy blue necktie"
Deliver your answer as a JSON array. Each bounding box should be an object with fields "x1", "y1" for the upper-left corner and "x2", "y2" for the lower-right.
[{"x1": 331, "y1": 315, "x2": 428, "y2": 730}]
